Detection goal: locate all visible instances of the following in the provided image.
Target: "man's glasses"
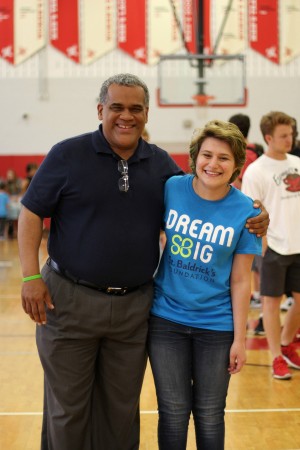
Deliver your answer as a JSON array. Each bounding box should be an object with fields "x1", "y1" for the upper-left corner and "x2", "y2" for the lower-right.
[{"x1": 118, "y1": 159, "x2": 129, "y2": 192}]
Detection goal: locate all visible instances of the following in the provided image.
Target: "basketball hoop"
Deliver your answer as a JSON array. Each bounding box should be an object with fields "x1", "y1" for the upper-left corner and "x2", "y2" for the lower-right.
[
  {"x1": 192, "y1": 94, "x2": 215, "y2": 107},
  {"x1": 192, "y1": 94, "x2": 215, "y2": 121}
]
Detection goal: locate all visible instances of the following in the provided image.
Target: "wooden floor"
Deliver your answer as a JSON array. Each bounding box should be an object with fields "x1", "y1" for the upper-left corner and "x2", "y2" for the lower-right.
[{"x1": 1, "y1": 238, "x2": 300, "y2": 450}]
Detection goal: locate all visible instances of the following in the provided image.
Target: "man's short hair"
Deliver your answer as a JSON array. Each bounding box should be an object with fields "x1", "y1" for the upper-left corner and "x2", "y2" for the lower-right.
[
  {"x1": 99, "y1": 73, "x2": 150, "y2": 107},
  {"x1": 260, "y1": 111, "x2": 294, "y2": 142}
]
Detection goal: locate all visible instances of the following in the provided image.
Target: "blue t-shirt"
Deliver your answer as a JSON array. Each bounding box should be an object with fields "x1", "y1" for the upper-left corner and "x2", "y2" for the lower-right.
[{"x1": 151, "y1": 175, "x2": 262, "y2": 331}]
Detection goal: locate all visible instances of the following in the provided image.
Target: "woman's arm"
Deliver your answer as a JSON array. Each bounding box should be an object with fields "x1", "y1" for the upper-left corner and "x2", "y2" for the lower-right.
[{"x1": 229, "y1": 253, "x2": 254, "y2": 374}]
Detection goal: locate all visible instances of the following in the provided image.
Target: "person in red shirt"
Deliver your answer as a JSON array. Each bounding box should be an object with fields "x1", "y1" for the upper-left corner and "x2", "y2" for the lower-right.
[{"x1": 229, "y1": 114, "x2": 264, "y2": 190}]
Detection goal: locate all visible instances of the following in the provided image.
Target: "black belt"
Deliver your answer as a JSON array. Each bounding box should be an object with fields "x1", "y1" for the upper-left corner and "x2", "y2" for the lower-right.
[{"x1": 47, "y1": 258, "x2": 142, "y2": 296}]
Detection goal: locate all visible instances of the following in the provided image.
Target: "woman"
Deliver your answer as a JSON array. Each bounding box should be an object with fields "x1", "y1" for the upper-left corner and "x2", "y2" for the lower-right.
[{"x1": 148, "y1": 120, "x2": 262, "y2": 450}]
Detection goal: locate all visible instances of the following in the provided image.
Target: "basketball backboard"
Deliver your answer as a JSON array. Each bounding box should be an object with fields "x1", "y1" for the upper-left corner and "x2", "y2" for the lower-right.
[{"x1": 157, "y1": 53, "x2": 247, "y2": 107}]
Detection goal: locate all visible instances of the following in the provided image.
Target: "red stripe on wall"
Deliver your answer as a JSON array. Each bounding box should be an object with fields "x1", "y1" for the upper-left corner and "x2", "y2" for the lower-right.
[{"x1": 0, "y1": 155, "x2": 46, "y2": 179}]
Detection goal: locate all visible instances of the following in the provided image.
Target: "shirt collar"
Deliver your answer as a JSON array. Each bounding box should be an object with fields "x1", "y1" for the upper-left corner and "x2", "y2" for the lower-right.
[{"x1": 92, "y1": 124, "x2": 154, "y2": 161}]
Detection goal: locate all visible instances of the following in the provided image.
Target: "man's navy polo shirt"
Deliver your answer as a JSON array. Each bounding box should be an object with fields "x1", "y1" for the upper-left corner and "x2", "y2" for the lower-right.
[{"x1": 21, "y1": 125, "x2": 183, "y2": 287}]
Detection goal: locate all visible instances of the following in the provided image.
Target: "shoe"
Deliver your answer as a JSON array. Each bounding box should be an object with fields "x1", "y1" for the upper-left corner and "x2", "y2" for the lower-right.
[
  {"x1": 281, "y1": 344, "x2": 300, "y2": 369},
  {"x1": 280, "y1": 297, "x2": 294, "y2": 311},
  {"x1": 250, "y1": 295, "x2": 262, "y2": 309},
  {"x1": 272, "y1": 356, "x2": 292, "y2": 380},
  {"x1": 254, "y1": 317, "x2": 265, "y2": 335}
]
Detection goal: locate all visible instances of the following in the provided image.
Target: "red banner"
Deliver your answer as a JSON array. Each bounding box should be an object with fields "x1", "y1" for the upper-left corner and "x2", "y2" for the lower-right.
[
  {"x1": 249, "y1": 0, "x2": 279, "y2": 64},
  {"x1": 117, "y1": 0, "x2": 147, "y2": 64},
  {"x1": 0, "y1": 0, "x2": 45, "y2": 65},
  {"x1": 203, "y1": 0, "x2": 211, "y2": 54},
  {"x1": 117, "y1": 0, "x2": 181, "y2": 65},
  {"x1": 182, "y1": 0, "x2": 197, "y2": 53},
  {"x1": 49, "y1": 0, "x2": 115, "y2": 65},
  {"x1": 49, "y1": 0, "x2": 80, "y2": 63},
  {"x1": 0, "y1": 0, "x2": 14, "y2": 64}
]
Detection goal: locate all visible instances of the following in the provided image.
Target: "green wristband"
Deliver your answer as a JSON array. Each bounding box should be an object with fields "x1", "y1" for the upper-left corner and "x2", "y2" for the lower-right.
[{"x1": 22, "y1": 274, "x2": 42, "y2": 282}]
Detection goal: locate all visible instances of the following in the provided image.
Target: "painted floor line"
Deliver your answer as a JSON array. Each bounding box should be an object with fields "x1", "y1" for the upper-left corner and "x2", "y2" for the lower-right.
[
  {"x1": 141, "y1": 408, "x2": 300, "y2": 414},
  {"x1": 0, "y1": 351, "x2": 38, "y2": 355}
]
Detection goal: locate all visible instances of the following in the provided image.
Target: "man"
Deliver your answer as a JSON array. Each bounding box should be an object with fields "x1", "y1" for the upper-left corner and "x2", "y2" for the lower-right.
[
  {"x1": 242, "y1": 111, "x2": 300, "y2": 380},
  {"x1": 18, "y1": 74, "x2": 269, "y2": 450}
]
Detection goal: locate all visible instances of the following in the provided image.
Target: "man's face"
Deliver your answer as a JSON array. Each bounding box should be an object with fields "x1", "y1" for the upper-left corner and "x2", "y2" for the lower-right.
[
  {"x1": 97, "y1": 84, "x2": 149, "y2": 156},
  {"x1": 266, "y1": 124, "x2": 293, "y2": 156}
]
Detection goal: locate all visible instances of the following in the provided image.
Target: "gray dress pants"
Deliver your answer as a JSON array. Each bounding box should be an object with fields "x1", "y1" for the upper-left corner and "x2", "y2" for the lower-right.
[{"x1": 37, "y1": 264, "x2": 153, "y2": 450}]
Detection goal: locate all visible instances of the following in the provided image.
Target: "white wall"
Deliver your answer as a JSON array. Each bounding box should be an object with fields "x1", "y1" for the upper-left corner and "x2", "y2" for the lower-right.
[{"x1": 1, "y1": 48, "x2": 300, "y2": 155}]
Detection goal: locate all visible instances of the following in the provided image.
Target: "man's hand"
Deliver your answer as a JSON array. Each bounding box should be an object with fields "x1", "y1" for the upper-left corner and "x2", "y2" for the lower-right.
[
  {"x1": 21, "y1": 278, "x2": 54, "y2": 325},
  {"x1": 246, "y1": 200, "x2": 270, "y2": 237}
]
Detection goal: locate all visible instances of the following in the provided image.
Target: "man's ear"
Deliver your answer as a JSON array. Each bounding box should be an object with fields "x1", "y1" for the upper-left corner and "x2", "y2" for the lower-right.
[
  {"x1": 265, "y1": 134, "x2": 272, "y2": 145},
  {"x1": 97, "y1": 104, "x2": 103, "y2": 120}
]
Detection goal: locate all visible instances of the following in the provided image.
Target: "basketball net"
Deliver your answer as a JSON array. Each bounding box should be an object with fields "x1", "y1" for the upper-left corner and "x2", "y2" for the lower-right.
[{"x1": 192, "y1": 94, "x2": 215, "y2": 121}]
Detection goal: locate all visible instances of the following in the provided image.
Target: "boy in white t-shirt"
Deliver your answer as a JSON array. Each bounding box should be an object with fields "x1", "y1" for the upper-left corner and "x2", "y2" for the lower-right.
[{"x1": 242, "y1": 111, "x2": 300, "y2": 380}]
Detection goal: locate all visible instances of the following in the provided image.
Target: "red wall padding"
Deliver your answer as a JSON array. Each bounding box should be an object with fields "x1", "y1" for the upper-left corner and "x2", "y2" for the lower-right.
[
  {"x1": 0, "y1": 154, "x2": 190, "y2": 178},
  {"x1": 0, "y1": 155, "x2": 46, "y2": 179}
]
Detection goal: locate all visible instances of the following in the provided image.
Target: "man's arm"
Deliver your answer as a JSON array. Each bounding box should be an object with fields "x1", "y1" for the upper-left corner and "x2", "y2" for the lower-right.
[
  {"x1": 245, "y1": 201, "x2": 269, "y2": 237},
  {"x1": 18, "y1": 206, "x2": 54, "y2": 325}
]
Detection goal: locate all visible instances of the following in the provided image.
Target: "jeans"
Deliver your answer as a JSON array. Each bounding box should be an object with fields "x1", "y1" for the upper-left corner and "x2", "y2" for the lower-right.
[{"x1": 148, "y1": 316, "x2": 233, "y2": 450}]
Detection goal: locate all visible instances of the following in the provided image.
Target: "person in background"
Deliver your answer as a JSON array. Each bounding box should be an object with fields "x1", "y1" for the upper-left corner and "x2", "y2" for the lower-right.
[
  {"x1": 6, "y1": 168, "x2": 22, "y2": 196},
  {"x1": 5, "y1": 169, "x2": 22, "y2": 239},
  {"x1": 228, "y1": 114, "x2": 264, "y2": 333},
  {"x1": 282, "y1": 117, "x2": 300, "y2": 312},
  {"x1": 0, "y1": 181, "x2": 10, "y2": 239},
  {"x1": 148, "y1": 120, "x2": 262, "y2": 450},
  {"x1": 228, "y1": 114, "x2": 264, "y2": 191},
  {"x1": 17, "y1": 74, "x2": 269, "y2": 450},
  {"x1": 21, "y1": 162, "x2": 39, "y2": 194},
  {"x1": 242, "y1": 111, "x2": 300, "y2": 380}
]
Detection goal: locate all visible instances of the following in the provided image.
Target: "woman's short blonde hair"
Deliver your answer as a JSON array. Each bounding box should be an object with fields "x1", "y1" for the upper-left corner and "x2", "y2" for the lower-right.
[{"x1": 189, "y1": 120, "x2": 246, "y2": 184}]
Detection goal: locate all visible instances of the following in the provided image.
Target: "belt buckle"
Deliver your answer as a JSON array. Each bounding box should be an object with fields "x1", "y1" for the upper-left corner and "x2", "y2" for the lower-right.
[{"x1": 106, "y1": 287, "x2": 127, "y2": 295}]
